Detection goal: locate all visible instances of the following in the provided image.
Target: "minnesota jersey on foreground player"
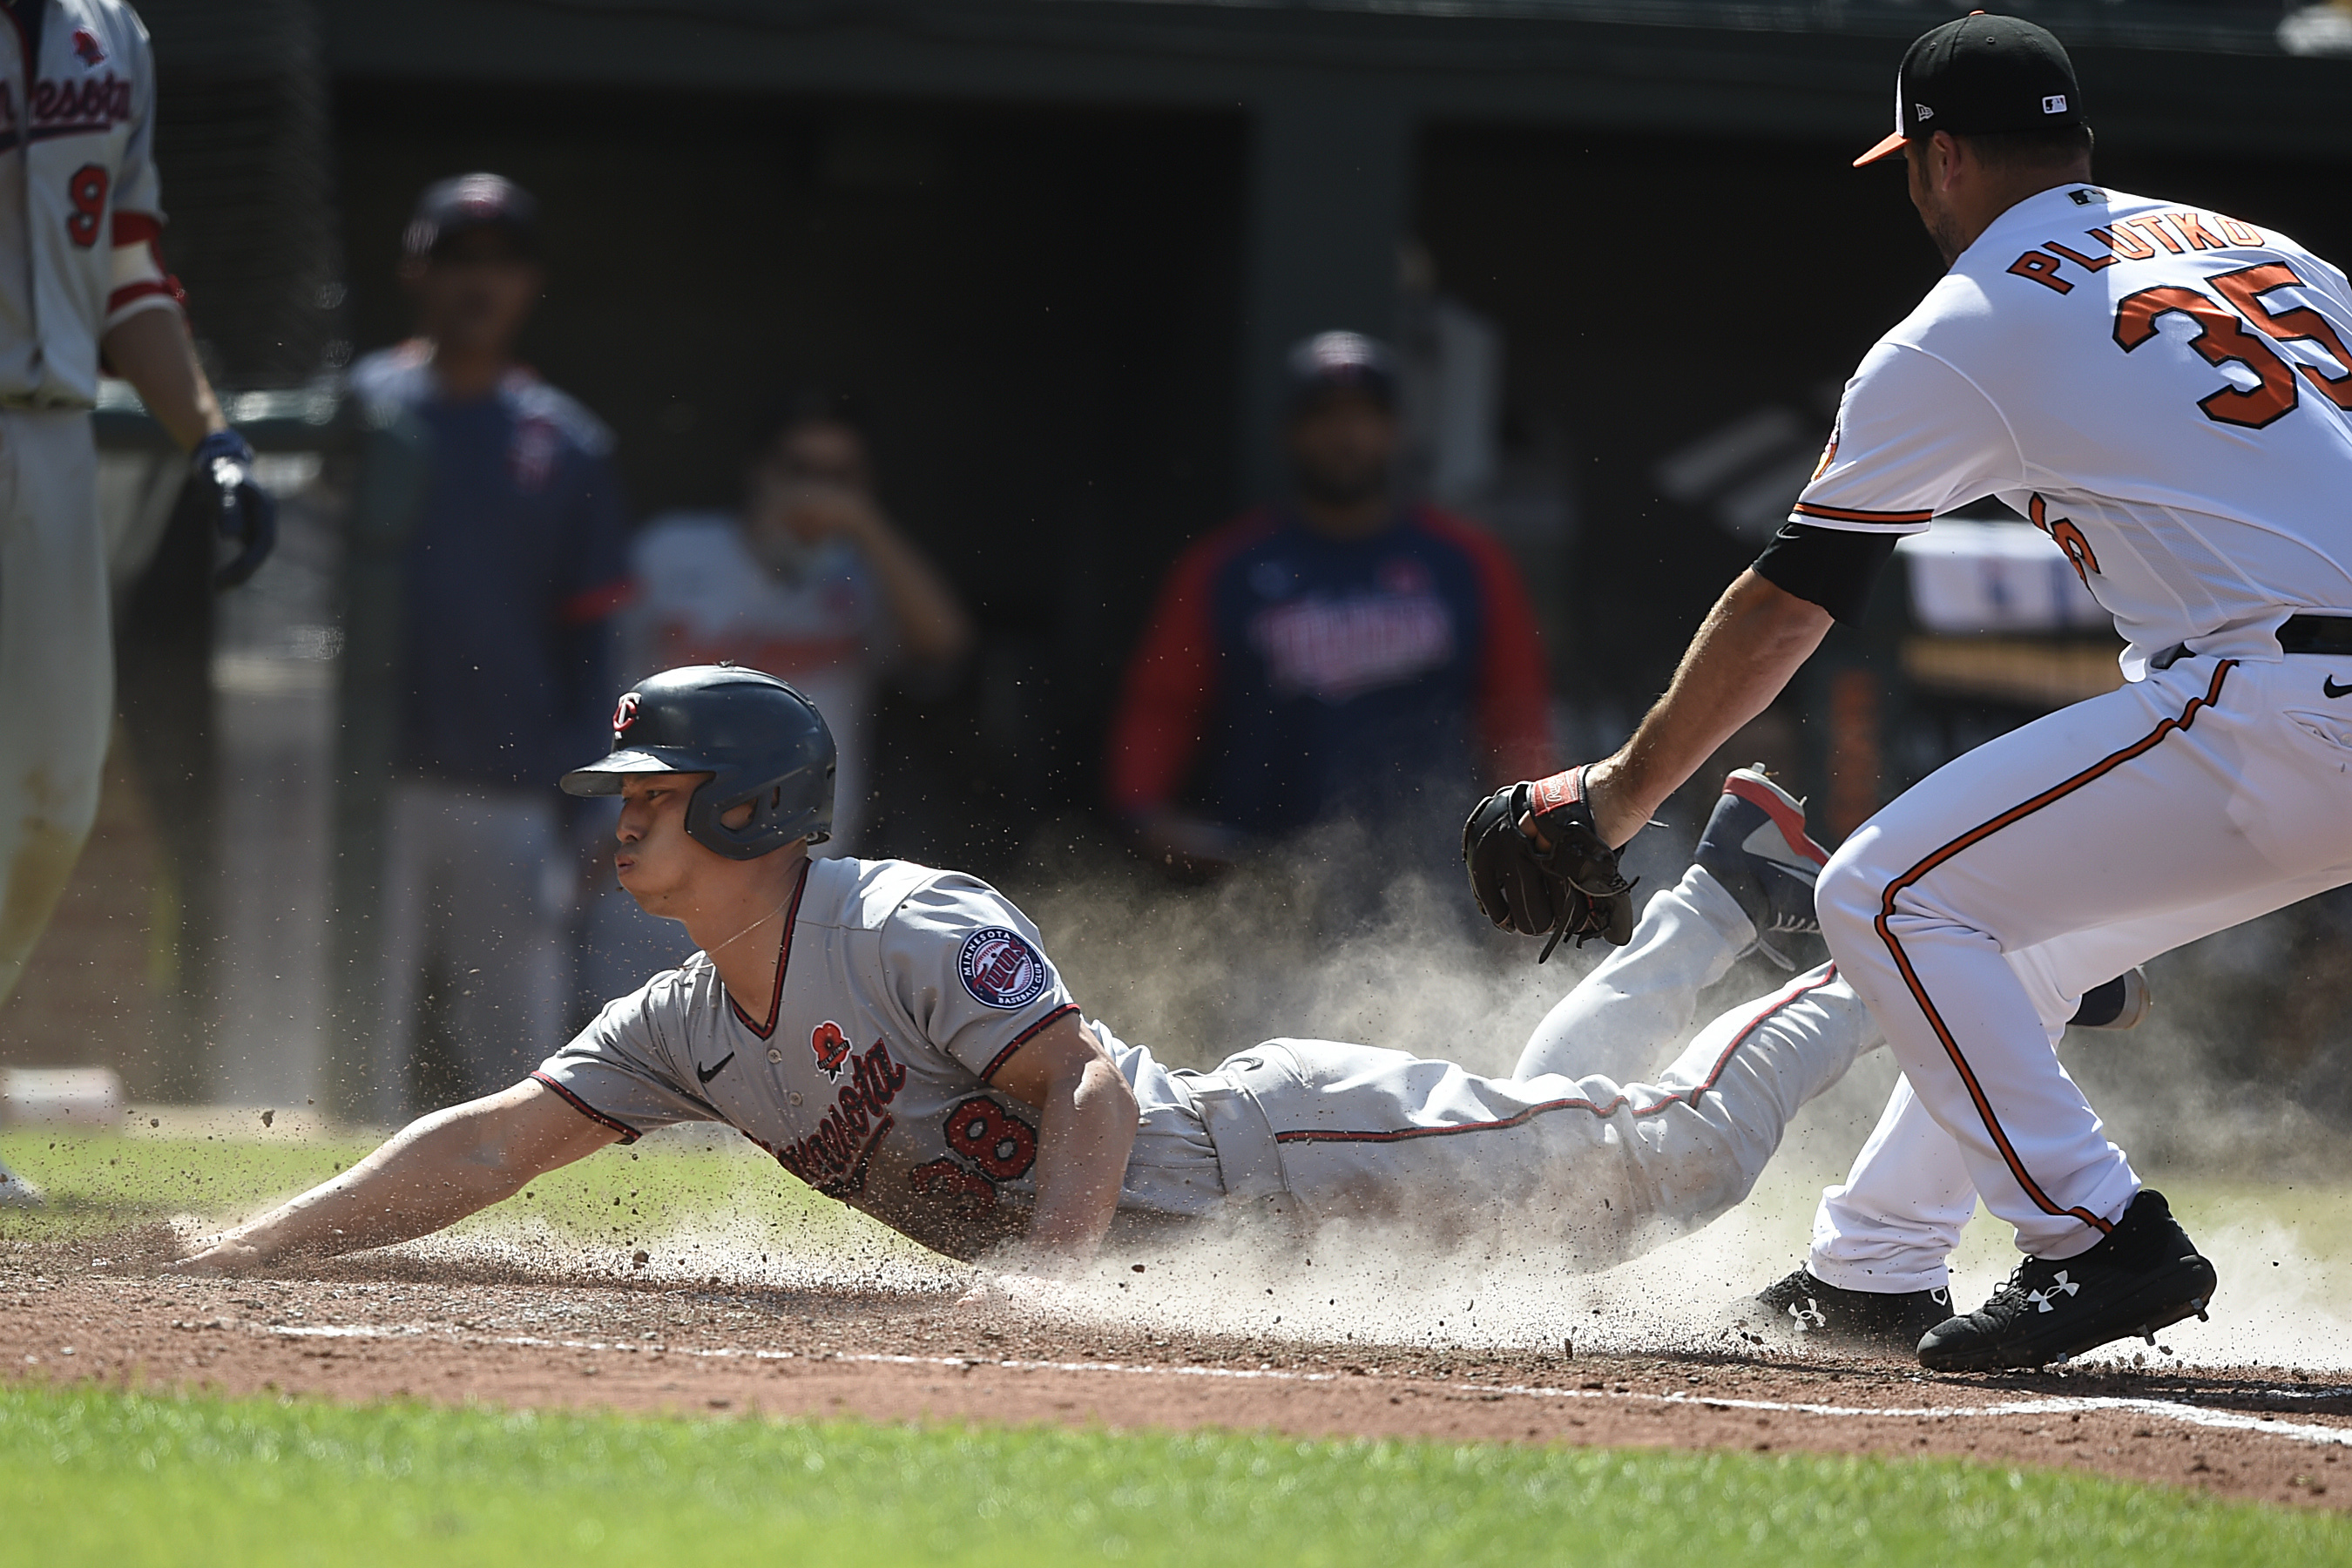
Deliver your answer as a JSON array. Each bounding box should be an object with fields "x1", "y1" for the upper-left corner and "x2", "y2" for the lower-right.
[
  {"x1": 178, "y1": 665, "x2": 1886, "y2": 1283},
  {"x1": 1504, "y1": 13, "x2": 2352, "y2": 1370}
]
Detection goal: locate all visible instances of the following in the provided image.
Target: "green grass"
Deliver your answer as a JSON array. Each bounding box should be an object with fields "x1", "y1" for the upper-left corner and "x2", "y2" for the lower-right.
[
  {"x1": 1, "y1": 1383, "x2": 2344, "y2": 1567},
  {"x1": 0, "y1": 1130, "x2": 376, "y2": 1240},
  {"x1": 0, "y1": 1126, "x2": 896, "y2": 1256}
]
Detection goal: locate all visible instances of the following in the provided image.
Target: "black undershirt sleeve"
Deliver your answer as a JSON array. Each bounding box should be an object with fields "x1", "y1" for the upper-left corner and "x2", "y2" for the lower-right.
[{"x1": 1750, "y1": 522, "x2": 1903, "y2": 625}]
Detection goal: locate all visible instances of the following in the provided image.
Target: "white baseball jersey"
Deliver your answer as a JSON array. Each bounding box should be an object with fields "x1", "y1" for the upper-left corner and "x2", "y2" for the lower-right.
[
  {"x1": 626, "y1": 514, "x2": 887, "y2": 682},
  {"x1": 535, "y1": 855, "x2": 1221, "y2": 1260},
  {"x1": 0, "y1": 0, "x2": 181, "y2": 407},
  {"x1": 1793, "y1": 183, "x2": 2352, "y2": 678},
  {"x1": 623, "y1": 514, "x2": 889, "y2": 850}
]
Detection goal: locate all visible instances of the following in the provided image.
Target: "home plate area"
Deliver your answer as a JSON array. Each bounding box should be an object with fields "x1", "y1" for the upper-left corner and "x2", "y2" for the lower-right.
[{"x1": 5, "y1": 1236, "x2": 2349, "y2": 1514}]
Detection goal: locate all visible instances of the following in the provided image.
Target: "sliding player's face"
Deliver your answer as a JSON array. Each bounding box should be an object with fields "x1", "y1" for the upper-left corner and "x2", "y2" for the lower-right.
[{"x1": 613, "y1": 772, "x2": 718, "y2": 917}]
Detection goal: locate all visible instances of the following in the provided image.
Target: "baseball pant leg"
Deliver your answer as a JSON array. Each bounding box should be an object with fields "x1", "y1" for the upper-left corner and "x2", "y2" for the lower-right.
[
  {"x1": 1815, "y1": 655, "x2": 2352, "y2": 1262},
  {"x1": 1808, "y1": 1077, "x2": 1977, "y2": 1294},
  {"x1": 0, "y1": 410, "x2": 107, "y2": 1005},
  {"x1": 1512, "y1": 862, "x2": 1753, "y2": 1084},
  {"x1": 435, "y1": 787, "x2": 567, "y2": 1100},
  {"x1": 1808, "y1": 931, "x2": 2100, "y2": 1294},
  {"x1": 1616, "y1": 963, "x2": 1879, "y2": 1235},
  {"x1": 1808, "y1": 878, "x2": 2337, "y2": 1292},
  {"x1": 370, "y1": 783, "x2": 435, "y2": 1125},
  {"x1": 1231, "y1": 962, "x2": 1875, "y2": 1262}
]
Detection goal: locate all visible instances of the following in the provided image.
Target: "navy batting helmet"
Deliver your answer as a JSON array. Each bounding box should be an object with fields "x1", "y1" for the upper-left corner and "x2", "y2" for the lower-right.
[{"x1": 560, "y1": 665, "x2": 835, "y2": 859}]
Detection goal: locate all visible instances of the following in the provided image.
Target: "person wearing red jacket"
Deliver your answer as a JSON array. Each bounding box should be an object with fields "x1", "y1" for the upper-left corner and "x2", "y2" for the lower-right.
[{"x1": 1110, "y1": 332, "x2": 1554, "y2": 875}]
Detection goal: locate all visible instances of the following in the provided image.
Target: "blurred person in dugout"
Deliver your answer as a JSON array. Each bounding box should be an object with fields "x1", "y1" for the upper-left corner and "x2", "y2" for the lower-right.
[
  {"x1": 347, "y1": 173, "x2": 632, "y2": 1121},
  {"x1": 1107, "y1": 330, "x2": 1555, "y2": 889},
  {"x1": 577, "y1": 393, "x2": 971, "y2": 997}
]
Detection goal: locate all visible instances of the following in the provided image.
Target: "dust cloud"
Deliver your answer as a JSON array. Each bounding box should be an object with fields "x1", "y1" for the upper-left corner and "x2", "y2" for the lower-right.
[
  {"x1": 183, "y1": 821, "x2": 2352, "y2": 1373},
  {"x1": 998, "y1": 820, "x2": 2352, "y2": 1373}
]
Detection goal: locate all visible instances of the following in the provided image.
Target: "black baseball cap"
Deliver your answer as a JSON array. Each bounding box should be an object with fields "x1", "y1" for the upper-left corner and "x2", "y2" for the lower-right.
[
  {"x1": 1855, "y1": 11, "x2": 2085, "y2": 167},
  {"x1": 403, "y1": 172, "x2": 540, "y2": 261},
  {"x1": 1285, "y1": 331, "x2": 1398, "y2": 416}
]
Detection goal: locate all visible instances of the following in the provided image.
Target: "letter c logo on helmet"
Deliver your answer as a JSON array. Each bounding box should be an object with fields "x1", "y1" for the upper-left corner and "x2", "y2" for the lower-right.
[{"x1": 559, "y1": 665, "x2": 837, "y2": 860}]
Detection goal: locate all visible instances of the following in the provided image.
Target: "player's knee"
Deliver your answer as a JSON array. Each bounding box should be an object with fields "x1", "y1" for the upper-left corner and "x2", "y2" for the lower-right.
[{"x1": 1814, "y1": 839, "x2": 1885, "y2": 956}]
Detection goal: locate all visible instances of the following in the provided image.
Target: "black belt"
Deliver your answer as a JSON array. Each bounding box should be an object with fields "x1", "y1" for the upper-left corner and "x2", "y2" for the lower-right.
[
  {"x1": 2280, "y1": 614, "x2": 2352, "y2": 656},
  {"x1": 2150, "y1": 614, "x2": 2352, "y2": 670}
]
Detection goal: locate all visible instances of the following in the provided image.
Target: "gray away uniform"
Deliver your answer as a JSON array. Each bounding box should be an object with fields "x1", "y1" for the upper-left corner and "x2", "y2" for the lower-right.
[
  {"x1": 536, "y1": 855, "x2": 1877, "y2": 1265},
  {"x1": 0, "y1": 0, "x2": 179, "y2": 1003}
]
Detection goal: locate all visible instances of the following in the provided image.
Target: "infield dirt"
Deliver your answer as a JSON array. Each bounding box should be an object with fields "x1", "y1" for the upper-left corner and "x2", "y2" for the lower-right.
[{"x1": 6, "y1": 1229, "x2": 2350, "y2": 1514}]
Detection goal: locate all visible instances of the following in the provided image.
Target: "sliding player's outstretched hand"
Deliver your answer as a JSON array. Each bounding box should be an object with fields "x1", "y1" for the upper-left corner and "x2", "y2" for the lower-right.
[
  {"x1": 164, "y1": 1234, "x2": 264, "y2": 1276},
  {"x1": 1463, "y1": 767, "x2": 1636, "y2": 962}
]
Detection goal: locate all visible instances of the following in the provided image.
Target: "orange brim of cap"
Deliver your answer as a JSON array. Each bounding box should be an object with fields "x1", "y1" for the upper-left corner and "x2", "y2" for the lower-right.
[{"x1": 1853, "y1": 131, "x2": 1909, "y2": 168}]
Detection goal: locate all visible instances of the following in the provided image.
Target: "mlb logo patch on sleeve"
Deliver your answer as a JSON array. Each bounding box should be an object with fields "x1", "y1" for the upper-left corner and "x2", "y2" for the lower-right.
[{"x1": 959, "y1": 928, "x2": 1048, "y2": 1010}]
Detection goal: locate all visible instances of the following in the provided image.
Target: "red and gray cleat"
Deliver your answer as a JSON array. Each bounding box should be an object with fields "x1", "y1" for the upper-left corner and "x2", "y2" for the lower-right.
[{"x1": 1694, "y1": 767, "x2": 1832, "y2": 970}]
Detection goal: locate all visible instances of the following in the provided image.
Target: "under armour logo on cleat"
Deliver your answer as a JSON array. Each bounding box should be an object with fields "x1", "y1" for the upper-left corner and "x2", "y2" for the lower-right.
[
  {"x1": 2027, "y1": 1271, "x2": 2080, "y2": 1314},
  {"x1": 1788, "y1": 1300, "x2": 1827, "y2": 1331}
]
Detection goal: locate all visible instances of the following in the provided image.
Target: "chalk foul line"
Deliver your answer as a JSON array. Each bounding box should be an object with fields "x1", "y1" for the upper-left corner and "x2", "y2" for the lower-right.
[{"x1": 247, "y1": 1320, "x2": 2352, "y2": 1450}]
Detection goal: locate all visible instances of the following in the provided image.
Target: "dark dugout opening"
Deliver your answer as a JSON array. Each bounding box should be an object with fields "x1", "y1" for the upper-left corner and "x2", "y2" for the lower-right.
[{"x1": 334, "y1": 81, "x2": 1247, "y2": 873}]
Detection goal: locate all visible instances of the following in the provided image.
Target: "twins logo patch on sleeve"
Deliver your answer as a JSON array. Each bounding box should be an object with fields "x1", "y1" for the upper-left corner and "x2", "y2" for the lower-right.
[{"x1": 958, "y1": 928, "x2": 1048, "y2": 1010}]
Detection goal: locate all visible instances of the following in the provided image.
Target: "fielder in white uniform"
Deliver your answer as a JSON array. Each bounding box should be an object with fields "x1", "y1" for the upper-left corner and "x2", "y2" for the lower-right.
[
  {"x1": 0, "y1": 0, "x2": 273, "y2": 1209},
  {"x1": 174, "y1": 666, "x2": 1884, "y2": 1279},
  {"x1": 1556, "y1": 14, "x2": 2352, "y2": 1369}
]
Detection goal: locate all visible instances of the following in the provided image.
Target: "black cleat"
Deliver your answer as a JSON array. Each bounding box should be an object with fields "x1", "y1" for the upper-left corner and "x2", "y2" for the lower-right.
[
  {"x1": 1916, "y1": 1189, "x2": 2216, "y2": 1372},
  {"x1": 1693, "y1": 767, "x2": 1831, "y2": 970},
  {"x1": 2068, "y1": 967, "x2": 2152, "y2": 1031},
  {"x1": 1736, "y1": 1267, "x2": 1954, "y2": 1355}
]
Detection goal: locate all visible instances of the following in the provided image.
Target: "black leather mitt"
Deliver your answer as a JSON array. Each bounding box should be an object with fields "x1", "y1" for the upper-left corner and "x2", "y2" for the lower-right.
[{"x1": 1462, "y1": 767, "x2": 1636, "y2": 962}]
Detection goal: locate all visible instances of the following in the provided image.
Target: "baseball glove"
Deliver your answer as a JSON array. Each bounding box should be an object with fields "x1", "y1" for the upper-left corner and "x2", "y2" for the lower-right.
[{"x1": 1462, "y1": 766, "x2": 1636, "y2": 962}]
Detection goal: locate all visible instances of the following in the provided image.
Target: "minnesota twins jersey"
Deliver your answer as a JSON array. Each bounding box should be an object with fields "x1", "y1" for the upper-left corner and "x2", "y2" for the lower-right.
[
  {"x1": 1792, "y1": 184, "x2": 2352, "y2": 678},
  {"x1": 0, "y1": 0, "x2": 179, "y2": 407},
  {"x1": 1108, "y1": 503, "x2": 1553, "y2": 836},
  {"x1": 347, "y1": 344, "x2": 633, "y2": 791},
  {"x1": 534, "y1": 855, "x2": 1220, "y2": 1260}
]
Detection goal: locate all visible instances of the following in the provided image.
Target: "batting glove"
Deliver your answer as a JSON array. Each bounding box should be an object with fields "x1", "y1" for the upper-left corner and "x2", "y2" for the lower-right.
[{"x1": 193, "y1": 428, "x2": 278, "y2": 591}]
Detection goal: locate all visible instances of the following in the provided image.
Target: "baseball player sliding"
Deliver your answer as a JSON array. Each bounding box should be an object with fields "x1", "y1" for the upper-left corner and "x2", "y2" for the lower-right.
[
  {"x1": 1472, "y1": 13, "x2": 2352, "y2": 1369},
  {"x1": 178, "y1": 665, "x2": 1897, "y2": 1279},
  {"x1": 0, "y1": 0, "x2": 274, "y2": 1209}
]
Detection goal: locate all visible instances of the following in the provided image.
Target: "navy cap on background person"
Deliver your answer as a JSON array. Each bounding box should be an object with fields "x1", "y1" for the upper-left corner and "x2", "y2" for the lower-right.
[
  {"x1": 1284, "y1": 330, "x2": 1398, "y2": 416},
  {"x1": 402, "y1": 172, "x2": 541, "y2": 261},
  {"x1": 1855, "y1": 11, "x2": 2085, "y2": 166}
]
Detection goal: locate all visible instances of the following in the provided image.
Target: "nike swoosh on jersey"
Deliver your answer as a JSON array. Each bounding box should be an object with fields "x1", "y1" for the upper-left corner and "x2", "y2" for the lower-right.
[
  {"x1": 695, "y1": 1051, "x2": 735, "y2": 1086},
  {"x1": 2327, "y1": 677, "x2": 2352, "y2": 700}
]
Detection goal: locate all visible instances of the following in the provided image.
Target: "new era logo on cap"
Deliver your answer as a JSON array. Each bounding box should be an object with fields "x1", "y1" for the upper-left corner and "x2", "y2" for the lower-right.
[{"x1": 1854, "y1": 12, "x2": 2085, "y2": 167}]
